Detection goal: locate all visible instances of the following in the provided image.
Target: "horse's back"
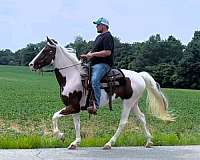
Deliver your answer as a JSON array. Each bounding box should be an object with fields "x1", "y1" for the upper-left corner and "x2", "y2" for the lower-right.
[{"x1": 121, "y1": 69, "x2": 146, "y2": 93}]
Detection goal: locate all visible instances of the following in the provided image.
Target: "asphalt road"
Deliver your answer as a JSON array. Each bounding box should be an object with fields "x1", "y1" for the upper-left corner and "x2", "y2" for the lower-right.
[{"x1": 0, "y1": 146, "x2": 200, "y2": 160}]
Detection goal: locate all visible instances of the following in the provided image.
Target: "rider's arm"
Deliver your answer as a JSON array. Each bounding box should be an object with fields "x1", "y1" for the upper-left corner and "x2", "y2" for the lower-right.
[
  {"x1": 80, "y1": 50, "x2": 111, "y2": 60},
  {"x1": 91, "y1": 50, "x2": 111, "y2": 57}
]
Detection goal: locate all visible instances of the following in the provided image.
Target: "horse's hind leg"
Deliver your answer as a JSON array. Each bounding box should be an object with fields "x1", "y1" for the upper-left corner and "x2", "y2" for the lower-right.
[
  {"x1": 103, "y1": 100, "x2": 133, "y2": 150},
  {"x1": 132, "y1": 103, "x2": 153, "y2": 148}
]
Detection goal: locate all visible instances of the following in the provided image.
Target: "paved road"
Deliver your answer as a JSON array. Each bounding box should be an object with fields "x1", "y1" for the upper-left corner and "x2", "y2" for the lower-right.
[{"x1": 0, "y1": 146, "x2": 200, "y2": 160}]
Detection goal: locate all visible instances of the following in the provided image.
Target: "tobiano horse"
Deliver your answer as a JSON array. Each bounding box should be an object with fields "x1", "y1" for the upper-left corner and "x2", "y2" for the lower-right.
[{"x1": 29, "y1": 37, "x2": 174, "y2": 149}]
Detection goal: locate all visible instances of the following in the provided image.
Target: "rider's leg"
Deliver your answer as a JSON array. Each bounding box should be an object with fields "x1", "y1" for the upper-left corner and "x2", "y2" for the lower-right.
[{"x1": 90, "y1": 63, "x2": 110, "y2": 108}]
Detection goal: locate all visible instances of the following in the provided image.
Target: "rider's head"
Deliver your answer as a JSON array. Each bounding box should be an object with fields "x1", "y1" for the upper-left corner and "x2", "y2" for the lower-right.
[{"x1": 93, "y1": 17, "x2": 109, "y2": 33}]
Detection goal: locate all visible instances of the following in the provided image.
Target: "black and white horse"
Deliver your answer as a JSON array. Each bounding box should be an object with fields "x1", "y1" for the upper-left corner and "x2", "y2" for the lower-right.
[{"x1": 29, "y1": 37, "x2": 174, "y2": 149}]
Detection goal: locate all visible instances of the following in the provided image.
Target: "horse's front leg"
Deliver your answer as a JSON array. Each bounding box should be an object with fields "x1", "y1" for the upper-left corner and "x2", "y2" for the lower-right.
[
  {"x1": 68, "y1": 113, "x2": 81, "y2": 149},
  {"x1": 52, "y1": 108, "x2": 66, "y2": 141},
  {"x1": 52, "y1": 108, "x2": 81, "y2": 149}
]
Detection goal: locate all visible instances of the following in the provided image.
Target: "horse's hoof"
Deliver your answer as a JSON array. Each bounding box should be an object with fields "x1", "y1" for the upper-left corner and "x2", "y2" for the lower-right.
[
  {"x1": 145, "y1": 141, "x2": 153, "y2": 148},
  {"x1": 68, "y1": 144, "x2": 77, "y2": 150},
  {"x1": 61, "y1": 137, "x2": 65, "y2": 142},
  {"x1": 103, "y1": 145, "x2": 111, "y2": 150},
  {"x1": 59, "y1": 133, "x2": 65, "y2": 142}
]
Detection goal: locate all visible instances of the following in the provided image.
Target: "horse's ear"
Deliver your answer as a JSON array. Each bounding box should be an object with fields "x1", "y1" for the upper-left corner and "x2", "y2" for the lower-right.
[
  {"x1": 47, "y1": 36, "x2": 57, "y2": 45},
  {"x1": 47, "y1": 36, "x2": 54, "y2": 45},
  {"x1": 51, "y1": 39, "x2": 58, "y2": 44},
  {"x1": 47, "y1": 36, "x2": 52, "y2": 44}
]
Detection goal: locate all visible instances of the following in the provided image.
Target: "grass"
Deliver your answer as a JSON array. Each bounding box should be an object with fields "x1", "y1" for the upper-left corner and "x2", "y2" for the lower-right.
[{"x1": 0, "y1": 65, "x2": 200, "y2": 148}]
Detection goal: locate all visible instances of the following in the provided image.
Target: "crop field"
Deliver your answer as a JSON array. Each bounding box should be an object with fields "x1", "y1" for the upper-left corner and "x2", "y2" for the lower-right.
[{"x1": 0, "y1": 65, "x2": 200, "y2": 148}]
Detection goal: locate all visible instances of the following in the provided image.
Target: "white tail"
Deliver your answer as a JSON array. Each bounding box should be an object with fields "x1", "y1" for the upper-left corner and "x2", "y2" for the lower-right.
[{"x1": 139, "y1": 72, "x2": 175, "y2": 121}]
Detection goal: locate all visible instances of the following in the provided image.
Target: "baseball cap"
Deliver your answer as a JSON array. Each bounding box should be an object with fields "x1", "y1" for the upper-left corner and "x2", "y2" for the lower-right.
[{"x1": 93, "y1": 17, "x2": 109, "y2": 26}]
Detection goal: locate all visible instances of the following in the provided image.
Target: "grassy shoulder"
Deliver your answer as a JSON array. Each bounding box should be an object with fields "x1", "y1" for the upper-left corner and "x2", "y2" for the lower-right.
[
  {"x1": 1, "y1": 133, "x2": 200, "y2": 149},
  {"x1": 0, "y1": 65, "x2": 200, "y2": 148}
]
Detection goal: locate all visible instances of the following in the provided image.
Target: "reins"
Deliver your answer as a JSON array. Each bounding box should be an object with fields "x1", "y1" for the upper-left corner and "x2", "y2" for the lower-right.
[{"x1": 41, "y1": 62, "x2": 82, "y2": 73}]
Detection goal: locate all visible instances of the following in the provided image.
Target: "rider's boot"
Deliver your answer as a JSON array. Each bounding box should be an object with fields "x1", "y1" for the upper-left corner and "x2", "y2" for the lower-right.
[{"x1": 87, "y1": 101, "x2": 97, "y2": 115}]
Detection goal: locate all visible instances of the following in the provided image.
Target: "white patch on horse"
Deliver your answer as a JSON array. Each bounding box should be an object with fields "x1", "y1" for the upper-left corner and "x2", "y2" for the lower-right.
[
  {"x1": 53, "y1": 45, "x2": 82, "y2": 97},
  {"x1": 62, "y1": 78, "x2": 82, "y2": 97},
  {"x1": 29, "y1": 47, "x2": 45, "y2": 69}
]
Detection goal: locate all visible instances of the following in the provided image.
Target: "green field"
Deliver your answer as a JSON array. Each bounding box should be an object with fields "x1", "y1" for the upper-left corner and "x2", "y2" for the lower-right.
[{"x1": 0, "y1": 65, "x2": 200, "y2": 148}]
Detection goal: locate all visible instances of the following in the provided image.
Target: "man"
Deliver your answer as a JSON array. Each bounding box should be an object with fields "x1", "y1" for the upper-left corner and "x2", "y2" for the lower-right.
[{"x1": 80, "y1": 17, "x2": 114, "y2": 114}]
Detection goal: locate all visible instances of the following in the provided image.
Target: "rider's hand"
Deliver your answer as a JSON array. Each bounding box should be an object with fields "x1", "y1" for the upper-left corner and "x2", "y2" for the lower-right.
[
  {"x1": 80, "y1": 52, "x2": 93, "y2": 60},
  {"x1": 86, "y1": 52, "x2": 93, "y2": 60}
]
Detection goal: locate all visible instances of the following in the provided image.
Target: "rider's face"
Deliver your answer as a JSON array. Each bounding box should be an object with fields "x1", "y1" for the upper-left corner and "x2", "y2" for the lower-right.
[{"x1": 96, "y1": 24, "x2": 103, "y2": 33}]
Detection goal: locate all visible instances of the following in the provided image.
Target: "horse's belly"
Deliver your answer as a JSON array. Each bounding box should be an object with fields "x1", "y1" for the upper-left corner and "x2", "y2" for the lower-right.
[{"x1": 99, "y1": 90, "x2": 117, "y2": 107}]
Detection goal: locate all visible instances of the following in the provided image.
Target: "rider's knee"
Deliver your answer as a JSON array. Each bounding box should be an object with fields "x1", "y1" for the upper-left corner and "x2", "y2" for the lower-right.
[{"x1": 91, "y1": 77, "x2": 100, "y2": 86}]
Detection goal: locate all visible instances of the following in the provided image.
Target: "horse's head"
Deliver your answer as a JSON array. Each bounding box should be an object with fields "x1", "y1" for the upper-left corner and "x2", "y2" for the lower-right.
[{"x1": 29, "y1": 37, "x2": 57, "y2": 70}]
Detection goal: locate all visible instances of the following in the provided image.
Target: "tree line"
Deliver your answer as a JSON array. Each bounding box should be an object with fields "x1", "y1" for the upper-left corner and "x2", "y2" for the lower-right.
[{"x1": 1, "y1": 31, "x2": 200, "y2": 89}]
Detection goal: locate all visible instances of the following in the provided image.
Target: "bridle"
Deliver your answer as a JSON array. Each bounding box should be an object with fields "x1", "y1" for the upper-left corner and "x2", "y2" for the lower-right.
[{"x1": 38, "y1": 42, "x2": 81, "y2": 72}]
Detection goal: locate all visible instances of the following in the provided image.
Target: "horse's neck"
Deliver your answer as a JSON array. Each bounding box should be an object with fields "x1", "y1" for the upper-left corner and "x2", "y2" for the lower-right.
[
  {"x1": 54, "y1": 47, "x2": 83, "y2": 96},
  {"x1": 54, "y1": 47, "x2": 81, "y2": 81},
  {"x1": 54, "y1": 47, "x2": 71, "y2": 68}
]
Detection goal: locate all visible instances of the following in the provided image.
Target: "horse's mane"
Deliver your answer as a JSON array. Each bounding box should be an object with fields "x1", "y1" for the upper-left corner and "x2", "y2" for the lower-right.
[
  {"x1": 65, "y1": 48, "x2": 77, "y2": 58},
  {"x1": 56, "y1": 45, "x2": 80, "y2": 64}
]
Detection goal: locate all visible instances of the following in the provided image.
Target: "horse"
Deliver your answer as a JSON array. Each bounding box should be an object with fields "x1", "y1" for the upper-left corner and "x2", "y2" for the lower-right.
[{"x1": 29, "y1": 37, "x2": 174, "y2": 149}]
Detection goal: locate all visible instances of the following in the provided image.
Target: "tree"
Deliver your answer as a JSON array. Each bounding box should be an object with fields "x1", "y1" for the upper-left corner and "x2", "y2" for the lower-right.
[
  {"x1": 67, "y1": 36, "x2": 92, "y2": 58},
  {"x1": 174, "y1": 31, "x2": 200, "y2": 89},
  {"x1": 0, "y1": 49, "x2": 14, "y2": 65}
]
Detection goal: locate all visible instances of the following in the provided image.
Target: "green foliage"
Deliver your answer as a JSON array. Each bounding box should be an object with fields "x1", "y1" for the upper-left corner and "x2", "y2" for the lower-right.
[
  {"x1": 67, "y1": 36, "x2": 92, "y2": 58},
  {"x1": 0, "y1": 135, "x2": 70, "y2": 149},
  {"x1": 0, "y1": 49, "x2": 14, "y2": 65},
  {"x1": 1, "y1": 31, "x2": 200, "y2": 88},
  {"x1": 0, "y1": 42, "x2": 45, "y2": 66},
  {"x1": 136, "y1": 34, "x2": 184, "y2": 69},
  {"x1": 145, "y1": 64, "x2": 176, "y2": 87},
  {"x1": 174, "y1": 31, "x2": 200, "y2": 89}
]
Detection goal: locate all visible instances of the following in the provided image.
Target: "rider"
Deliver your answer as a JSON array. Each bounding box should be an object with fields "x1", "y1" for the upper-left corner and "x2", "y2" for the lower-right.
[{"x1": 80, "y1": 17, "x2": 114, "y2": 114}]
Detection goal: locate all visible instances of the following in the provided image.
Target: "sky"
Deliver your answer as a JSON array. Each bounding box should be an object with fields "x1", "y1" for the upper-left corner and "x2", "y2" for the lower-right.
[{"x1": 0, "y1": 0, "x2": 200, "y2": 52}]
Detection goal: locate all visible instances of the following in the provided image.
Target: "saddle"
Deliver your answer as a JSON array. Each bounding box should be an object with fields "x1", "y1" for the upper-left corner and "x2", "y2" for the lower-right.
[
  {"x1": 101, "y1": 68, "x2": 125, "y2": 88},
  {"x1": 80, "y1": 62, "x2": 126, "y2": 111}
]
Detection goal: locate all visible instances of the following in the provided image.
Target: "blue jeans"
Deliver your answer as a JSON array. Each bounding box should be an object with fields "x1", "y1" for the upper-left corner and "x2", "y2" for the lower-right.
[{"x1": 91, "y1": 63, "x2": 110, "y2": 108}]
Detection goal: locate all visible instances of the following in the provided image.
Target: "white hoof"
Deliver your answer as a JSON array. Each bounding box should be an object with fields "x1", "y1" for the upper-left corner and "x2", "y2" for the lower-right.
[
  {"x1": 145, "y1": 141, "x2": 153, "y2": 148},
  {"x1": 103, "y1": 144, "x2": 112, "y2": 150},
  {"x1": 57, "y1": 133, "x2": 65, "y2": 142},
  {"x1": 68, "y1": 144, "x2": 77, "y2": 150}
]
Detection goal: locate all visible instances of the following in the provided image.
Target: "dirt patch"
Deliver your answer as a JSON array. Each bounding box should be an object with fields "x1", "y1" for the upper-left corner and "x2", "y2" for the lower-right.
[
  {"x1": 10, "y1": 122, "x2": 22, "y2": 133},
  {"x1": 0, "y1": 118, "x2": 5, "y2": 126}
]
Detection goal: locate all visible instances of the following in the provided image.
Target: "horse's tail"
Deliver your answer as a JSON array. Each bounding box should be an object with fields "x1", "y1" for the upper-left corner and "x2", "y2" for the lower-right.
[{"x1": 139, "y1": 71, "x2": 175, "y2": 121}]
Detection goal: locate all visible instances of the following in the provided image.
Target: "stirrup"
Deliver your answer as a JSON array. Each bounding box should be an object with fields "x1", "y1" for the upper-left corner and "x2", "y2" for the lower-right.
[{"x1": 87, "y1": 106, "x2": 97, "y2": 115}]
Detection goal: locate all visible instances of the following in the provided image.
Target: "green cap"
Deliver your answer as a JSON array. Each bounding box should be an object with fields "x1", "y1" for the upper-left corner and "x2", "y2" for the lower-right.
[{"x1": 93, "y1": 17, "x2": 109, "y2": 26}]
